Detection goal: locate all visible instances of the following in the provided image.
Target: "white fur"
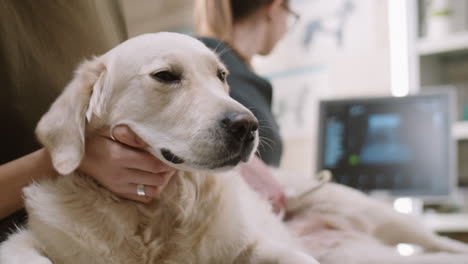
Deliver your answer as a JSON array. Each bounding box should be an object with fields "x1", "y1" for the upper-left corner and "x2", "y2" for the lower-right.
[
  {"x1": 277, "y1": 170, "x2": 468, "y2": 264},
  {"x1": 4, "y1": 32, "x2": 464, "y2": 264},
  {"x1": 0, "y1": 33, "x2": 317, "y2": 264}
]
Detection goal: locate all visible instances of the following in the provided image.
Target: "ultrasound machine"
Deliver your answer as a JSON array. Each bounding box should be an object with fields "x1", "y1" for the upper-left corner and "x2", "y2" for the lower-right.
[{"x1": 316, "y1": 92, "x2": 457, "y2": 205}]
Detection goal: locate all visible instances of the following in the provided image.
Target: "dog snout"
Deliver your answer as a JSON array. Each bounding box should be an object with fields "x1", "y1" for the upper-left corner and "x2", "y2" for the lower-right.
[{"x1": 220, "y1": 112, "x2": 258, "y2": 142}]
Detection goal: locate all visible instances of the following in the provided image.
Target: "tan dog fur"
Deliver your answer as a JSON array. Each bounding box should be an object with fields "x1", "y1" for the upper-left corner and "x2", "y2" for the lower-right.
[{"x1": 0, "y1": 33, "x2": 318, "y2": 264}]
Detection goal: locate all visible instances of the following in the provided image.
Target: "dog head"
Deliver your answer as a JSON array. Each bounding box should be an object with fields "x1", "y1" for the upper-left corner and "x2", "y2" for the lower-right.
[{"x1": 37, "y1": 32, "x2": 259, "y2": 175}]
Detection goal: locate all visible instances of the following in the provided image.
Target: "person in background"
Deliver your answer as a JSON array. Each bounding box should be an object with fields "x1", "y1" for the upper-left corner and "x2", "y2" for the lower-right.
[
  {"x1": 0, "y1": 0, "x2": 176, "y2": 242},
  {"x1": 194, "y1": 0, "x2": 299, "y2": 213}
]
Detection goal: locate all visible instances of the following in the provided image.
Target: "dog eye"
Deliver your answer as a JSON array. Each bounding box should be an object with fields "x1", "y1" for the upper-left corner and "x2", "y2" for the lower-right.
[
  {"x1": 217, "y1": 70, "x2": 227, "y2": 82},
  {"x1": 151, "y1": 71, "x2": 181, "y2": 83}
]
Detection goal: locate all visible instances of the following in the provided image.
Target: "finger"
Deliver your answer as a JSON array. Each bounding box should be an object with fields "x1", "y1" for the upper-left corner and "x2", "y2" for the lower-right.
[
  {"x1": 125, "y1": 183, "x2": 160, "y2": 198},
  {"x1": 273, "y1": 200, "x2": 283, "y2": 214},
  {"x1": 104, "y1": 130, "x2": 176, "y2": 173},
  {"x1": 125, "y1": 169, "x2": 172, "y2": 187},
  {"x1": 154, "y1": 171, "x2": 176, "y2": 195},
  {"x1": 93, "y1": 126, "x2": 112, "y2": 138},
  {"x1": 270, "y1": 194, "x2": 286, "y2": 214},
  {"x1": 112, "y1": 125, "x2": 146, "y2": 148},
  {"x1": 278, "y1": 193, "x2": 287, "y2": 209},
  {"x1": 127, "y1": 171, "x2": 175, "y2": 198},
  {"x1": 119, "y1": 192, "x2": 153, "y2": 203},
  {"x1": 125, "y1": 152, "x2": 175, "y2": 173}
]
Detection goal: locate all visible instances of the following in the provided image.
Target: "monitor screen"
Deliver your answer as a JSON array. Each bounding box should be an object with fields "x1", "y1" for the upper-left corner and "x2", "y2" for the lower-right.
[{"x1": 317, "y1": 93, "x2": 455, "y2": 200}]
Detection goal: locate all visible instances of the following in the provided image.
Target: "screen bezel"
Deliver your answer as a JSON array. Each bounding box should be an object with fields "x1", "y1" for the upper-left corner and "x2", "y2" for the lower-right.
[{"x1": 316, "y1": 92, "x2": 457, "y2": 204}]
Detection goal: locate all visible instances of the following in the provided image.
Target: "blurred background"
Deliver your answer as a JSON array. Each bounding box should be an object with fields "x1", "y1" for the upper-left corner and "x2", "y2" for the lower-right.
[{"x1": 120, "y1": 0, "x2": 468, "y2": 179}]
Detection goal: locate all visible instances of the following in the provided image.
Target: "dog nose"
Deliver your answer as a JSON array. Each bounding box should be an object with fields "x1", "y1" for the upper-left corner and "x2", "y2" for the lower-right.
[{"x1": 221, "y1": 112, "x2": 258, "y2": 141}]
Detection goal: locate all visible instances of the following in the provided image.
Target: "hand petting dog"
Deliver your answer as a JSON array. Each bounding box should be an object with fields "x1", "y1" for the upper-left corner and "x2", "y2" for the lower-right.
[{"x1": 79, "y1": 125, "x2": 176, "y2": 203}]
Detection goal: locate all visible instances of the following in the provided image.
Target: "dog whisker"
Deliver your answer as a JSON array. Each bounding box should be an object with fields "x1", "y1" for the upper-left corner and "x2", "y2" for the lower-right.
[
  {"x1": 258, "y1": 126, "x2": 275, "y2": 132},
  {"x1": 216, "y1": 46, "x2": 231, "y2": 58},
  {"x1": 259, "y1": 137, "x2": 274, "y2": 151},
  {"x1": 259, "y1": 136, "x2": 276, "y2": 146},
  {"x1": 213, "y1": 41, "x2": 231, "y2": 58},
  {"x1": 255, "y1": 149, "x2": 263, "y2": 160},
  {"x1": 213, "y1": 39, "x2": 224, "y2": 54}
]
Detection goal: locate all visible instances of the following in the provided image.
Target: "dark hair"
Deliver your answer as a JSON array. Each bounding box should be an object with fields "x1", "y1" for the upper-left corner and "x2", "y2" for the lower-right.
[{"x1": 231, "y1": 0, "x2": 273, "y2": 21}]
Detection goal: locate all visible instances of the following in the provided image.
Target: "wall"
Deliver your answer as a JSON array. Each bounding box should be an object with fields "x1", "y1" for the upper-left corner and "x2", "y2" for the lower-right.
[
  {"x1": 252, "y1": 0, "x2": 392, "y2": 175},
  {"x1": 119, "y1": 0, "x2": 193, "y2": 36}
]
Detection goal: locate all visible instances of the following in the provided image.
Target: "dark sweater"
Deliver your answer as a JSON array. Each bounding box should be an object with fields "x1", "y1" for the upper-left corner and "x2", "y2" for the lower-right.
[{"x1": 198, "y1": 37, "x2": 283, "y2": 167}]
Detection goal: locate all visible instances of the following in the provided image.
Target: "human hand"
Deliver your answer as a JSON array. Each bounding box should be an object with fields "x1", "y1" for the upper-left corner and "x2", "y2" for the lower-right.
[
  {"x1": 79, "y1": 125, "x2": 176, "y2": 203},
  {"x1": 239, "y1": 156, "x2": 286, "y2": 215}
]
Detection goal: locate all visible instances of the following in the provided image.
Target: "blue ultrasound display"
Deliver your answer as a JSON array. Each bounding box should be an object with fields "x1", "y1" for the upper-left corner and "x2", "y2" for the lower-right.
[{"x1": 318, "y1": 95, "x2": 451, "y2": 196}]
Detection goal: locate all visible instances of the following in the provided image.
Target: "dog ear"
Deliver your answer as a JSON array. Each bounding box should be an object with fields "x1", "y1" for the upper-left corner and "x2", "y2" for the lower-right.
[{"x1": 36, "y1": 57, "x2": 107, "y2": 175}]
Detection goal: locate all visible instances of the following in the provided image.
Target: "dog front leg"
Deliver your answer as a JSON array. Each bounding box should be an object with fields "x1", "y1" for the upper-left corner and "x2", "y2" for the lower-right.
[
  {"x1": 0, "y1": 229, "x2": 52, "y2": 264},
  {"x1": 424, "y1": 235, "x2": 468, "y2": 253},
  {"x1": 374, "y1": 219, "x2": 468, "y2": 253},
  {"x1": 327, "y1": 252, "x2": 468, "y2": 264}
]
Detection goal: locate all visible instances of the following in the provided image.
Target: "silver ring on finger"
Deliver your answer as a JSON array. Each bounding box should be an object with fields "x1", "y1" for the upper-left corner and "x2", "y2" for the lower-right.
[
  {"x1": 136, "y1": 184, "x2": 146, "y2": 197},
  {"x1": 110, "y1": 126, "x2": 118, "y2": 142}
]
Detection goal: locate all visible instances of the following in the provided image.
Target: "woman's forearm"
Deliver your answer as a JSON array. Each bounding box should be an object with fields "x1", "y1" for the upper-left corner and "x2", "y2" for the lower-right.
[{"x1": 0, "y1": 148, "x2": 57, "y2": 219}]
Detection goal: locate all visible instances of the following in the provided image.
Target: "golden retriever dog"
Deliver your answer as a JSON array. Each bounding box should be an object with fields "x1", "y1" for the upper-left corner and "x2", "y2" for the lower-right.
[
  {"x1": 0, "y1": 33, "x2": 318, "y2": 264},
  {"x1": 278, "y1": 172, "x2": 468, "y2": 264}
]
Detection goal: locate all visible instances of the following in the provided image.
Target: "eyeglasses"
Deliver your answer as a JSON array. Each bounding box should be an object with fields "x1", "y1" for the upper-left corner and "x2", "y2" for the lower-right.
[{"x1": 281, "y1": 1, "x2": 300, "y2": 29}]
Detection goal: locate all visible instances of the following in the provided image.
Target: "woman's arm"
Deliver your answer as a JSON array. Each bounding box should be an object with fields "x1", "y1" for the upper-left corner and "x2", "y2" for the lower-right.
[
  {"x1": 0, "y1": 149, "x2": 56, "y2": 219},
  {"x1": 0, "y1": 126, "x2": 175, "y2": 220}
]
